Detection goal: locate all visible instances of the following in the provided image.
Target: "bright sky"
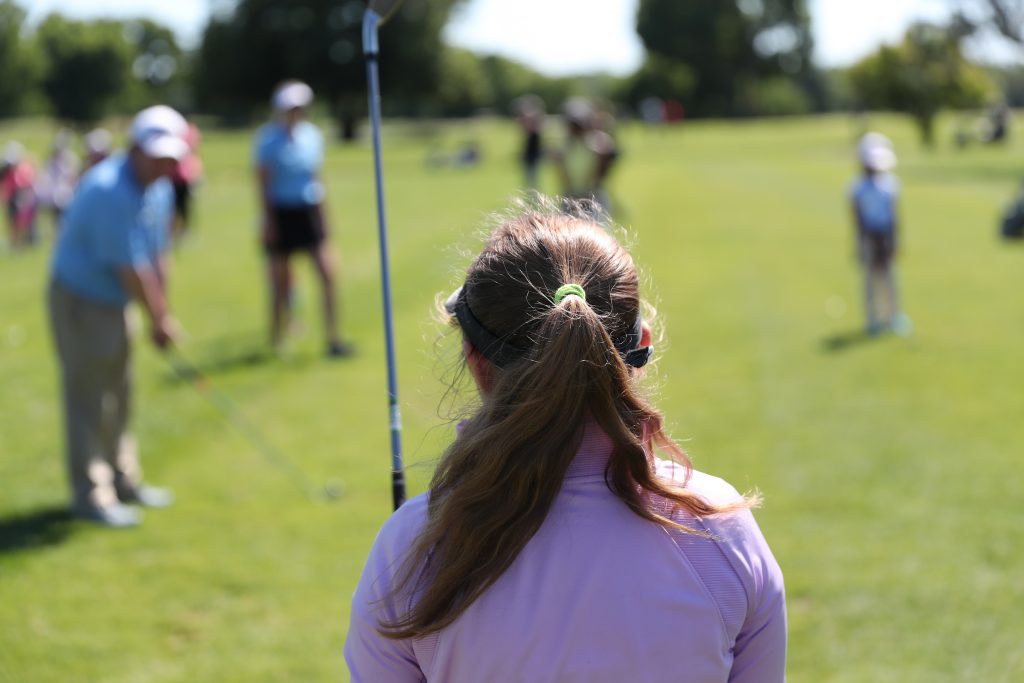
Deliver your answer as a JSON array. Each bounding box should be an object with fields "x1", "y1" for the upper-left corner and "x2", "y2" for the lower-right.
[{"x1": 17, "y1": 0, "x2": 1022, "y2": 75}]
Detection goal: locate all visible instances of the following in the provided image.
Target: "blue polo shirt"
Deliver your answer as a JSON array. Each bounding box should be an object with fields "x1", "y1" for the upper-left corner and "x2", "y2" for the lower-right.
[
  {"x1": 254, "y1": 120, "x2": 324, "y2": 207},
  {"x1": 850, "y1": 173, "x2": 900, "y2": 234},
  {"x1": 51, "y1": 154, "x2": 173, "y2": 306}
]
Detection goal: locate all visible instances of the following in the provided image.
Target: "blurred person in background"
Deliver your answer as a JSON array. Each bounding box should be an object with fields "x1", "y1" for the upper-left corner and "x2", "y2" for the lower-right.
[
  {"x1": 346, "y1": 198, "x2": 787, "y2": 682},
  {"x1": 1, "y1": 141, "x2": 39, "y2": 249},
  {"x1": 35, "y1": 128, "x2": 79, "y2": 237},
  {"x1": 83, "y1": 128, "x2": 113, "y2": 173},
  {"x1": 47, "y1": 105, "x2": 186, "y2": 528},
  {"x1": 552, "y1": 98, "x2": 617, "y2": 215},
  {"x1": 170, "y1": 119, "x2": 203, "y2": 244},
  {"x1": 514, "y1": 94, "x2": 545, "y2": 190},
  {"x1": 850, "y1": 132, "x2": 911, "y2": 337},
  {"x1": 254, "y1": 80, "x2": 352, "y2": 358}
]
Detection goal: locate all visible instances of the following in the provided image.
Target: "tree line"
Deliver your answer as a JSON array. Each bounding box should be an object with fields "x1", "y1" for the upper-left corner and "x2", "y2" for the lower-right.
[{"x1": 1, "y1": 0, "x2": 1022, "y2": 145}]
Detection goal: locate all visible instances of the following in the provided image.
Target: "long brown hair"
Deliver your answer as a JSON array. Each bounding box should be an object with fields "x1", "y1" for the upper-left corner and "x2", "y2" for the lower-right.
[{"x1": 381, "y1": 199, "x2": 753, "y2": 639}]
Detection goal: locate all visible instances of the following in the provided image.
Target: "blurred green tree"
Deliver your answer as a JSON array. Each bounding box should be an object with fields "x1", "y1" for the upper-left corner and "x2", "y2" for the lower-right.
[
  {"x1": 623, "y1": 54, "x2": 696, "y2": 107},
  {"x1": 435, "y1": 48, "x2": 496, "y2": 117},
  {"x1": 121, "y1": 19, "x2": 187, "y2": 111},
  {"x1": 36, "y1": 15, "x2": 132, "y2": 123},
  {"x1": 635, "y1": 0, "x2": 818, "y2": 117},
  {"x1": 0, "y1": 0, "x2": 41, "y2": 118},
  {"x1": 194, "y1": 0, "x2": 464, "y2": 137},
  {"x1": 849, "y1": 22, "x2": 995, "y2": 146},
  {"x1": 950, "y1": 0, "x2": 1024, "y2": 46}
]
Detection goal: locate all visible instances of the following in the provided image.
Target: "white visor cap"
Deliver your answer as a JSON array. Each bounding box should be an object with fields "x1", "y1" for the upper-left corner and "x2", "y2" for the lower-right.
[
  {"x1": 131, "y1": 105, "x2": 189, "y2": 160},
  {"x1": 273, "y1": 82, "x2": 314, "y2": 112}
]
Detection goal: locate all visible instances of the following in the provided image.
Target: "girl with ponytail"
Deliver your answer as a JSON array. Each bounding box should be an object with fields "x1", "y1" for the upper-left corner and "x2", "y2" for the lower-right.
[{"x1": 345, "y1": 199, "x2": 786, "y2": 682}]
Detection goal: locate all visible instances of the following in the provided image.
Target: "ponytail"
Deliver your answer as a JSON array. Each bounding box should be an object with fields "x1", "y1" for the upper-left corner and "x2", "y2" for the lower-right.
[{"x1": 379, "y1": 201, "x2": 753, "y2": 640}]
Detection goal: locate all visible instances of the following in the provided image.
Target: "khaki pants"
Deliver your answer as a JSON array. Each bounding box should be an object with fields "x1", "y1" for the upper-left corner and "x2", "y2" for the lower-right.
[{"x1": 48, "y1": 280, "x2": 141, "y2": 510}]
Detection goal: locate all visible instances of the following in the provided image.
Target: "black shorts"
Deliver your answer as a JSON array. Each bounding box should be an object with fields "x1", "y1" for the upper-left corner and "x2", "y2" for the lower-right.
[
  {"x1": 172, "y1": 180, "x2": 191, "y2": 223},
  {"x1": 268, "y1": 205, "x2": 324, "y2": 256},
  {"x1": 862, "y1": 231, "x2": 895, "y2": 267}
]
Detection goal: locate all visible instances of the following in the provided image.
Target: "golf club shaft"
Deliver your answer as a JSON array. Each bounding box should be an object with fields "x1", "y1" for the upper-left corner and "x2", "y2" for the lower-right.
[
  {"x1": 166, "y1": 350, "x2": 322, "y2": 500},
  {"x1": 364, "y1": 13, "x2": 406, "y2": 512}
]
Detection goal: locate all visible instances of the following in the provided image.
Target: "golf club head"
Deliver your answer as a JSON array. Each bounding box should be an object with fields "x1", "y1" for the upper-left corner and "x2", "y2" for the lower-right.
[
  {"x1": 363, "y1": 0, "x2": 403, "y2": 55},
  {"x1": 367, "y1": 0, "x2": 403, "y2": 23}
]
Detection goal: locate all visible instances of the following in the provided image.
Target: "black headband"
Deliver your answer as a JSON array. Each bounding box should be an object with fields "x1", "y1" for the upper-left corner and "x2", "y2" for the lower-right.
[{"x1": 446, "y1": 286, "x2": 652, "y2": 369}]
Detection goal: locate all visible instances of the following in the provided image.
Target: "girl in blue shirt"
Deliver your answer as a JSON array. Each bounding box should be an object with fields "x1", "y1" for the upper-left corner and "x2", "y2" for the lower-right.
[{"x1": 254, "y1": 80, "x2": 352, "y2": 357}]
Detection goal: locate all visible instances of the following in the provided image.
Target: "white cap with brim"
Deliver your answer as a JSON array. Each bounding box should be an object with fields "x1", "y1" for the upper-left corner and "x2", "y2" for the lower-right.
[
  {"x1": 861, "y1": 145, "x2": 897, "y2": 172},
  {"x1": 131, "y1": 105, "x2": 188, "y2": 160},
  {"x1": 138, "y1": 132, "x2": 189, "y2": 161},
  {"x1": 273, "y1": 82, "x2": 314, "y2": 112}
]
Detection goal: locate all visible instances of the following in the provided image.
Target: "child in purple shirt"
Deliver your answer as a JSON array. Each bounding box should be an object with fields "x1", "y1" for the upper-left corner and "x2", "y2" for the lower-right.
[{"x1": 345, "y1": 198, "x2": 787, "y2": 682}]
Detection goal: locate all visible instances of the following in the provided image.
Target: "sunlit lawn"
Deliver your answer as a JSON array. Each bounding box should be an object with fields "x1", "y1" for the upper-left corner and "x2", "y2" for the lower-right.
[{"x1": 1, "y1": 111, "x2": 1022, "y2": 682}]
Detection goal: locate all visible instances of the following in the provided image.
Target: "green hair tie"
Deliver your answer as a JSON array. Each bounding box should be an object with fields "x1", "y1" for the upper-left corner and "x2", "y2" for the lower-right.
[{"x1": 554, "y1": 283, "x2": 587, "y2": 304}]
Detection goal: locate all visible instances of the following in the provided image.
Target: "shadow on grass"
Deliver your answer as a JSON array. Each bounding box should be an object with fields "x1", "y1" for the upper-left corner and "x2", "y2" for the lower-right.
[
  {"x1": 161, "y1": 331, "x2": 278, "y2": 384},
  {"x1": 0, "y1": 506, "x2": 75, "y2": 555},
  {"x1": 820, "y1": 329, "x2": 878, "y2": 353},
  {"x1": 159, "y1": 331, "x2": 333, "y2": 389}
]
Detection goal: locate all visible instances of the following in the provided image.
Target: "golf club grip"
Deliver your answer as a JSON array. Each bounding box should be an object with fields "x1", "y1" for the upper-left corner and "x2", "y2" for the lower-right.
[{"x1": 392, "y1": 469, "x2": 406, "y2": 510}]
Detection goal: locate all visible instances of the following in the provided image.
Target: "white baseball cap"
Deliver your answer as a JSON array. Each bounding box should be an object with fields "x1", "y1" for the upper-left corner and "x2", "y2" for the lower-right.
[
  {"x1": 273, "y1": 81, "x2": 314, "y2": 112},
  {"x1": 858, "y1": 132, "x2": 897, "y2": 171},
  {"x1": 131, "y1": 105, "x2": 189, "y2": 160},
  {"x1": 2, "y1": 141, "x2": 23, "y2": 165},
  {"x1": 861, "y1": 145, "x2": 897, "y2": 171},
  {"x1": 85, "y1": 128, "x2": 113, "y2": 155}
]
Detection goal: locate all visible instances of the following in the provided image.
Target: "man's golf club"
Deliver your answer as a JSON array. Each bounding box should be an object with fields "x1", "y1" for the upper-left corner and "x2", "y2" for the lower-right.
[
  {"x1": 166, "y1": 349, "x2": 341, "y2": 503},
  {"x1": 363, "y1": 0, "x2": 407, "y2": 512}
]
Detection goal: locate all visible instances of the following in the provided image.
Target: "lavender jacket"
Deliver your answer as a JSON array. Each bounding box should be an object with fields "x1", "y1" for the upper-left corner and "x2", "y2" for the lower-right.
[{"x1": 345, "y1": 426, "x2": 787, "y2": 682}]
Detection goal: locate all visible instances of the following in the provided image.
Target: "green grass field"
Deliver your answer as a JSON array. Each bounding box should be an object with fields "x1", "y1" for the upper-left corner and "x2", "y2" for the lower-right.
[{"x1": 2, "y1": 112, "x2": 1023, "y2": 682}]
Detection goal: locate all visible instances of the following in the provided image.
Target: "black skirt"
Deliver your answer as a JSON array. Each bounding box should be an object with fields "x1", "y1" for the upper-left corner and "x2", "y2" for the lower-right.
[{"x1": 267, "y1": 204, "x2": 324, "y2": 256}]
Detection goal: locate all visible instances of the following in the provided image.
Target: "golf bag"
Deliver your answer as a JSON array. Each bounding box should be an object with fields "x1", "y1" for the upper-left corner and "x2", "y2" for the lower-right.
[{"x1": 1000, "y1": 187, "x2": 1024, "y2": 240}]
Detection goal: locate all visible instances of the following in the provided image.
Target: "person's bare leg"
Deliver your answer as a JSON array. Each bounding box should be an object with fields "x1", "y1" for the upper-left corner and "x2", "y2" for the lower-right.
[
  {"x1": 311, "y1": 243, "x2": 351, "y2": 355},
  {"x1": 863, "y1": 265, "x2": 880, "y2": 334},
  {"x1": 883, "y1": 262, "x2": 900, "y2": 322},
  {"x1": 311, "y1": 243, "x2": 339, "y2": 344},
  {"x1": 269, "y1": 255, "x2": 292, "y2": 349}
]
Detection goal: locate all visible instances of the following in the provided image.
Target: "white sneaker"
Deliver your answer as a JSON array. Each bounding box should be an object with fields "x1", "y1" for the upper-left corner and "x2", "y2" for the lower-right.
[
  {"x1": 71, "y1": 503, "x2": 142, "y2": 528},
  {"x1": 890, "y1": 314, "x2": 913, "y2": 337},
  {"x1": 120, "y1": 485, "x2": 175, "y2": 509}
]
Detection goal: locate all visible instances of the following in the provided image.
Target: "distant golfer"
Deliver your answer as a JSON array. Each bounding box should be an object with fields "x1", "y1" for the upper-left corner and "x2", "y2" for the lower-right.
[
  {"x1": 1, "y1": 141, "x2": 38, "y2": 248},
  {"x1": 170, "y1": 119, "x2": 203, "y2": 244},
  {"x1": 345, "y1": 198, "x2": 787, "y2": 682},
  {"x1": 513, "y1": 94, "x2": 545, "y2": 189},
  {"x1": 83, "y1": 128, "x2": 113, "y2": 172},
  {"x1": 850, "y1": 132, "x2": 910, "y2": 336},
  {"x1": 254, "y1": 80, "x2": 352, "y2": 357},
  {"x1": 35, "y1": 128, "x2": 79, "y2": 237},
  {"x1": 552, "y1": 97, "x2": 617, "y2": 214},
  {"x1": 48, "y1": 105, "x2": 185, "y2": 527}
]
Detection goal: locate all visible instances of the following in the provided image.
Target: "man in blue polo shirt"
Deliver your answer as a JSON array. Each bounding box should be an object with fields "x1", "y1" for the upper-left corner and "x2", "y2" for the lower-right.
[{"x1": 48, "y1": 105, "x2": 187, "y2": 527}]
